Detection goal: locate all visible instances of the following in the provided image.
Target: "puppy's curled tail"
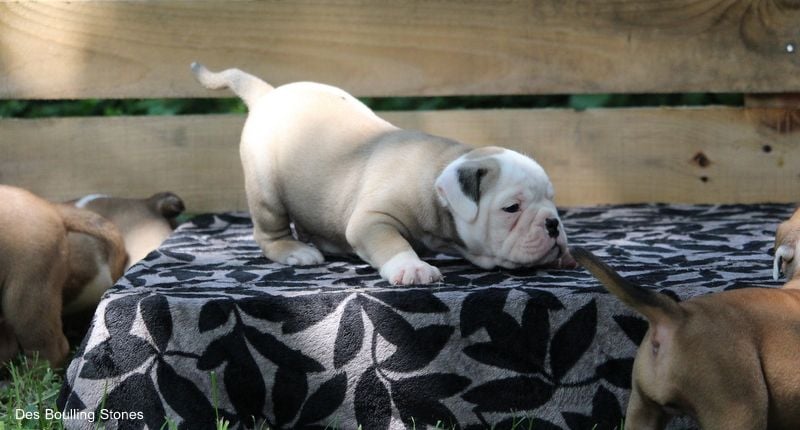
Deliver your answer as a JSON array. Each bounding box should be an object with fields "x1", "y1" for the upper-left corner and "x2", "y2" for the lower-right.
[
  {"x1": 572, "y1": 247, "x2": 682, "y2": 323},
  {"x1": 191, "y1": 62, "x2": 274, "y2": 109},
  {"x1": 57, "y1": 205, "x2": 128, "y2": 280}
]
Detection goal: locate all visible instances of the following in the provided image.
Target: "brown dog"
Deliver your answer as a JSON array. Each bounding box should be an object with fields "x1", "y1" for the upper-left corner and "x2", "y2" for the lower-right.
[
  {"x1": 573, "y1": 247, "x2": 800, "y2": 430},
  {"x1": 0, "y1": 186, "x2": 126, "y2": 367},
  {"x1": 0, "y1": 188, "x2": 184, "y2": 368},
  {"x1": 62, "y1": 192, "x2": 185, "y2": 315}
]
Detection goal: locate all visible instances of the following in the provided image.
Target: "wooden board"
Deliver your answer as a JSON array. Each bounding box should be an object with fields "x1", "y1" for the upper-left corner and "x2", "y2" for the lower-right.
[
  {"x1": 0, "y1": 1, "x2": 798, "y2": 99},
  {"x1": 1, "y1": 107, "x2": 798, "y2": 211}
]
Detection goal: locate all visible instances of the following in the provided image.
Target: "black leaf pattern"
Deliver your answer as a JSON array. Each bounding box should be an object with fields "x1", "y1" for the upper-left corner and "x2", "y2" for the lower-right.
[
  {"x1": 198, "y1": 300, "x2": 234, "y2": 333},
  {"x1": 521, "y1": 298, "x2": 552, "y2": 369},
  {"x1": 592, "y1": 385, "x2": 624, "y2": 430},
  {"x1": 197, "y1": 336, "x2": 230, "y2": 371},
  {"x1": 296, "y1": 373, "x2": 348, "y2": 427},
  {"x1": 379, "y1": 325, "x2": 454, "y2": 373},
  {"x1": 240, "y1": 293, "x2": 349, "y2": 334},
  {"x1": 359, "y1": 294, "x2": 454, "y2": 372},
  {"x1": 550, "y1": 299, "x2": 598, "y2": 383},
  {"x1": 156, "y1": 360, "x2": 217, "y2": 429},
  {"x1": 226, "y1": 270, "x2": 259, "y2": 283},
  {"x1": 461, "y1": 376, "x2": 554, "y2": 412},
  {"x1": 391, "y1": 373, "x2": 470, "y2": 428},
  {"x1": 104, "y1": 373, "x2": 166, "y2": 430},
  {"x1": 460, "y1": 288, "x2": 510, "y2": 337},
  {"x1": 59, "y1": 204, "x2": 793, "y2": 430},
  {"x1": 104, "y1": 293, "x2": 145, "y2": 337},
  {"x1": 224, "y1": 336, "x2": 266, "y2": 423},
  {"x1": 522, "y1": 288, "x2": 565, "y2": 310},
  {"x1": 334, "y1": 298, "x2": 364, "y2": 369},
  {"x1": 272, "y1": 367, "x2": 308, "y2": 427},
  {"x1": 596, "y1": 358, "x2": 634, "y2": 389},
  {"x1": 244, "y1": 326, "x2": 325, "y2": 372},
  {"x1": 614, "y1": 315, "x2": 649, "y2": 345},
  {"x1": 369, "y1": 290, "x2": 449, "y2": 313},
  {"x1": 354, "y1": 367, "x2": 391, "y2": 430},
  {"x1": 140, "y1": 295, "x2": 172, "y2": 352},
  {"x1": 79, "y1": 335, "x2": 155, "y2": 379}
]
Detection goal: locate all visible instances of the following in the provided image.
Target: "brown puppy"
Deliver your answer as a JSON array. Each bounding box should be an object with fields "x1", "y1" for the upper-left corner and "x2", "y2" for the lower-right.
[
  {"x1": 573, "y1": 247, "x2": 800, "y2": 430},
  {"x1": 62, "y1": 192, "x2": 185, "y2": 315},
  {"x1": 0, "y1": 186, "x2": 126, "y2": 367}
]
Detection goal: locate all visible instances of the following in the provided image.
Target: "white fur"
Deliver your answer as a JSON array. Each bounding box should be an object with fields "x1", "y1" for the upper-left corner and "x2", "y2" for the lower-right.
[
  {"x1": 74, "y1": 194, "x2": 108, "y2": 209},
  {"x1": 437, "y1": 150, "x2": 567, "y2": 269},
  {"x1": 774, "y1": 243, "x2": 798, "y2": 281},
  {"x1": 379, "y1": 251, "x2": 443, "y2": 285},
  {"x1": 62, "y1": 260, "x2": 112, "y2": 315}
]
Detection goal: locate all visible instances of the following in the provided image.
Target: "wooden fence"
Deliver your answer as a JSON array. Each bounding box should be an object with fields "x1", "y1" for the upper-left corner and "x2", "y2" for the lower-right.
[{"x1": 1, "y1": 1, "x2": 798, "y2": 211}]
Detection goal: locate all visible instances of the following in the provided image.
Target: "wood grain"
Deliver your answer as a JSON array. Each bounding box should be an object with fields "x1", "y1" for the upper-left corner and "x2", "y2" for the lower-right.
[
  {"x1": 2, "y1": 108, "x2": 798, "y2": 211},
  {"x1": 0, "y1": 1, "x2": 798, "y2": 99}
]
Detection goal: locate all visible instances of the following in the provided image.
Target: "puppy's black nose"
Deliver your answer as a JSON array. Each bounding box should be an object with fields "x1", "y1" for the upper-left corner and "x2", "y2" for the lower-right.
[{"x1": 545, "y1": 218, "x2": 559, "y2": 238}]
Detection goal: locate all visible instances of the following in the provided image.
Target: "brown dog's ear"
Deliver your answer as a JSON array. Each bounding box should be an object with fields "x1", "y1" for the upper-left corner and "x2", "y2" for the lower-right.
[
  {"x1": 149, "y1": 192, "x2": 185, "y2": 219},
  {"x1": 435, "y1": 158, "x2": 499, "y2": 222},
  {"x1": 572, "y1": 247, "x2": 681, "y2": 324}
]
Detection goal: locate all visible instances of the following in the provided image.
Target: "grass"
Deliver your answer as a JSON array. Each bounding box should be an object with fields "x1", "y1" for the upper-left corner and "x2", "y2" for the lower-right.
[
  {"x1": 0, "y1": 355, "x2": 65, "y2": 430},
  {"x1": 0, "y1": 356, "x2": 624, "y2": 429}
]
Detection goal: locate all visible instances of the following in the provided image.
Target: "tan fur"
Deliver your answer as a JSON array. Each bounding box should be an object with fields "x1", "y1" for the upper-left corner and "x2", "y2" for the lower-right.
[
  {"x1": 192, "y1": 63, "x2": 573, "y2": 284},
  {"x1": 0, "y1": 187, "x2": 183, "y2": 367},
  {"x1": 72, "y1": 192, "x2": 184, "y2": 268},
  {"x1": 0, "y1": 186, "x2": 125, "y2": 367},
  {"x1": 574, "y1": 247, "x2": 800, "y2": 430}
]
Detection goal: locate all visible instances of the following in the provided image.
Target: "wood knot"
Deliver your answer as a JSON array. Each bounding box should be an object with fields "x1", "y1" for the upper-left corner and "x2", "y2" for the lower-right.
[{"x1": 692, "y1": 152, "x2": 711, "y2": 168}]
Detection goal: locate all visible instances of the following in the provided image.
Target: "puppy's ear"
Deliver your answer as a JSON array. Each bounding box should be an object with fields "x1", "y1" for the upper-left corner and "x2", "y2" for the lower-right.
[
  {"x1": 435, "y1": 158, "x2": 498, "y2": 222},
  {"x1": 149, "y1": 192, "x2": 185, "y2": 219}
]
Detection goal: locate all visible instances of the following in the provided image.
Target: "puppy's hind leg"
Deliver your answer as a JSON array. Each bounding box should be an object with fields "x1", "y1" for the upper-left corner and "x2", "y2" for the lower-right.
[
  {"x1": 0, "y1": 320, "x2": 20, "y2": 364},
  {"x1": 244, "y1": 173, "x2": 324, "y2": 266},
  {"x1": 625, "y1": 385, "x2": 670, "y2": 430},
  {"x1": 3, "y1": 241, "x2": 70, "y2": 368}
]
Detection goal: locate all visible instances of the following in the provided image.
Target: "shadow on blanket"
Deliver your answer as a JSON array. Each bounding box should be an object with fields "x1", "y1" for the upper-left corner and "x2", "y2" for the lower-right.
[{"x1": 57, "y1": 204, "x2": 790, "y2": 430}]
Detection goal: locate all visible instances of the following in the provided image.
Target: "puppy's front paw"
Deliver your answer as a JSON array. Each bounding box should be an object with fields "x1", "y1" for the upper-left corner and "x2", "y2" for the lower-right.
[
  {"x1": 286, "y1": 246, "x2": 325, "y2": 265},
  {"x1": 265, "y1": 240, "x2": 325, "y2": 266},
  {"x1": 380, "y1": 251, "x2": 442, "y2": 285}
]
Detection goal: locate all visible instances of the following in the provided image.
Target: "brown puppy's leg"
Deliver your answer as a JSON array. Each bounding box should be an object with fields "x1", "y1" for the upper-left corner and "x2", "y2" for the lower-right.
[
  {"x1": 2, "y1": 240, "x2": 70, "y2": 368},
  {"x1": 625, "y1": 385, "x2": 670, "y2": 430},
  {"x1": 0, "y1": 320, "x2": 19, "y2": 364}
]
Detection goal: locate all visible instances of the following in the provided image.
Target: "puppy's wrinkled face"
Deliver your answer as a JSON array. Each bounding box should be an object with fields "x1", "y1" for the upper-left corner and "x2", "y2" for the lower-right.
[
  {"x1": 435, "y1": 147, "x2": 573, "y2": 269},
  {"x1": 774, "y1": 207, "x2": 800, "y2": 280}
]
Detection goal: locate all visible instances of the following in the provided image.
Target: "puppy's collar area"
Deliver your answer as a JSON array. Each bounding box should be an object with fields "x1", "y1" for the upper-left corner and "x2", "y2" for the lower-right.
[{"x1": 75, "y1": 194, "x2": 109, "y2": 208}]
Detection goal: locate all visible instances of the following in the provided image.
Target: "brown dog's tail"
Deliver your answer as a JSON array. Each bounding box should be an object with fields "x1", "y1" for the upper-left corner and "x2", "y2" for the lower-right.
[
  {"x1": 57, "y1": 205, "x2": 128, "y2": 280},
  {"x1": 191, "y1": 62, "x2": 274, "y2": 109},
  {"x1": 572, "y1": 247, "x2": 682, "y2": 323}
]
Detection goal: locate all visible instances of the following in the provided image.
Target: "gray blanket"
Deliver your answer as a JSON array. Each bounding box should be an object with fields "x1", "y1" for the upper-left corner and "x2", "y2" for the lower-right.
[{"x1": 58, "y1": 204, "x2": 790, "y2": 429}]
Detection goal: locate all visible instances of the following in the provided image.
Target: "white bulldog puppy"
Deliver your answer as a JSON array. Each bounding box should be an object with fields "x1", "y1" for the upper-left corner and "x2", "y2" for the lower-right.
[{"x1": 192, "y1": 62, "x2": 575, "y2": 285}]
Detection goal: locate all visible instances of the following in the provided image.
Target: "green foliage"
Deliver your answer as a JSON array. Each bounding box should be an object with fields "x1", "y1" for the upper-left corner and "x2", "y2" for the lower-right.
[
  {"x1": 0, "y1": 355, "x2": 65, "y2": 430},
  {"x1": 0, "y1": 99, "x2": 246, "y2": 118},
  {"x1": 0, "y1": 93, "x2": 743, "y2": 119}
]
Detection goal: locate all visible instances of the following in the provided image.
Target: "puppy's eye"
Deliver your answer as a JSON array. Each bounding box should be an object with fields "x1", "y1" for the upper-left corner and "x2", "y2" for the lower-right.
[{"x1": 502, "y1": 203, "x2": 520, "y2": 213}]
